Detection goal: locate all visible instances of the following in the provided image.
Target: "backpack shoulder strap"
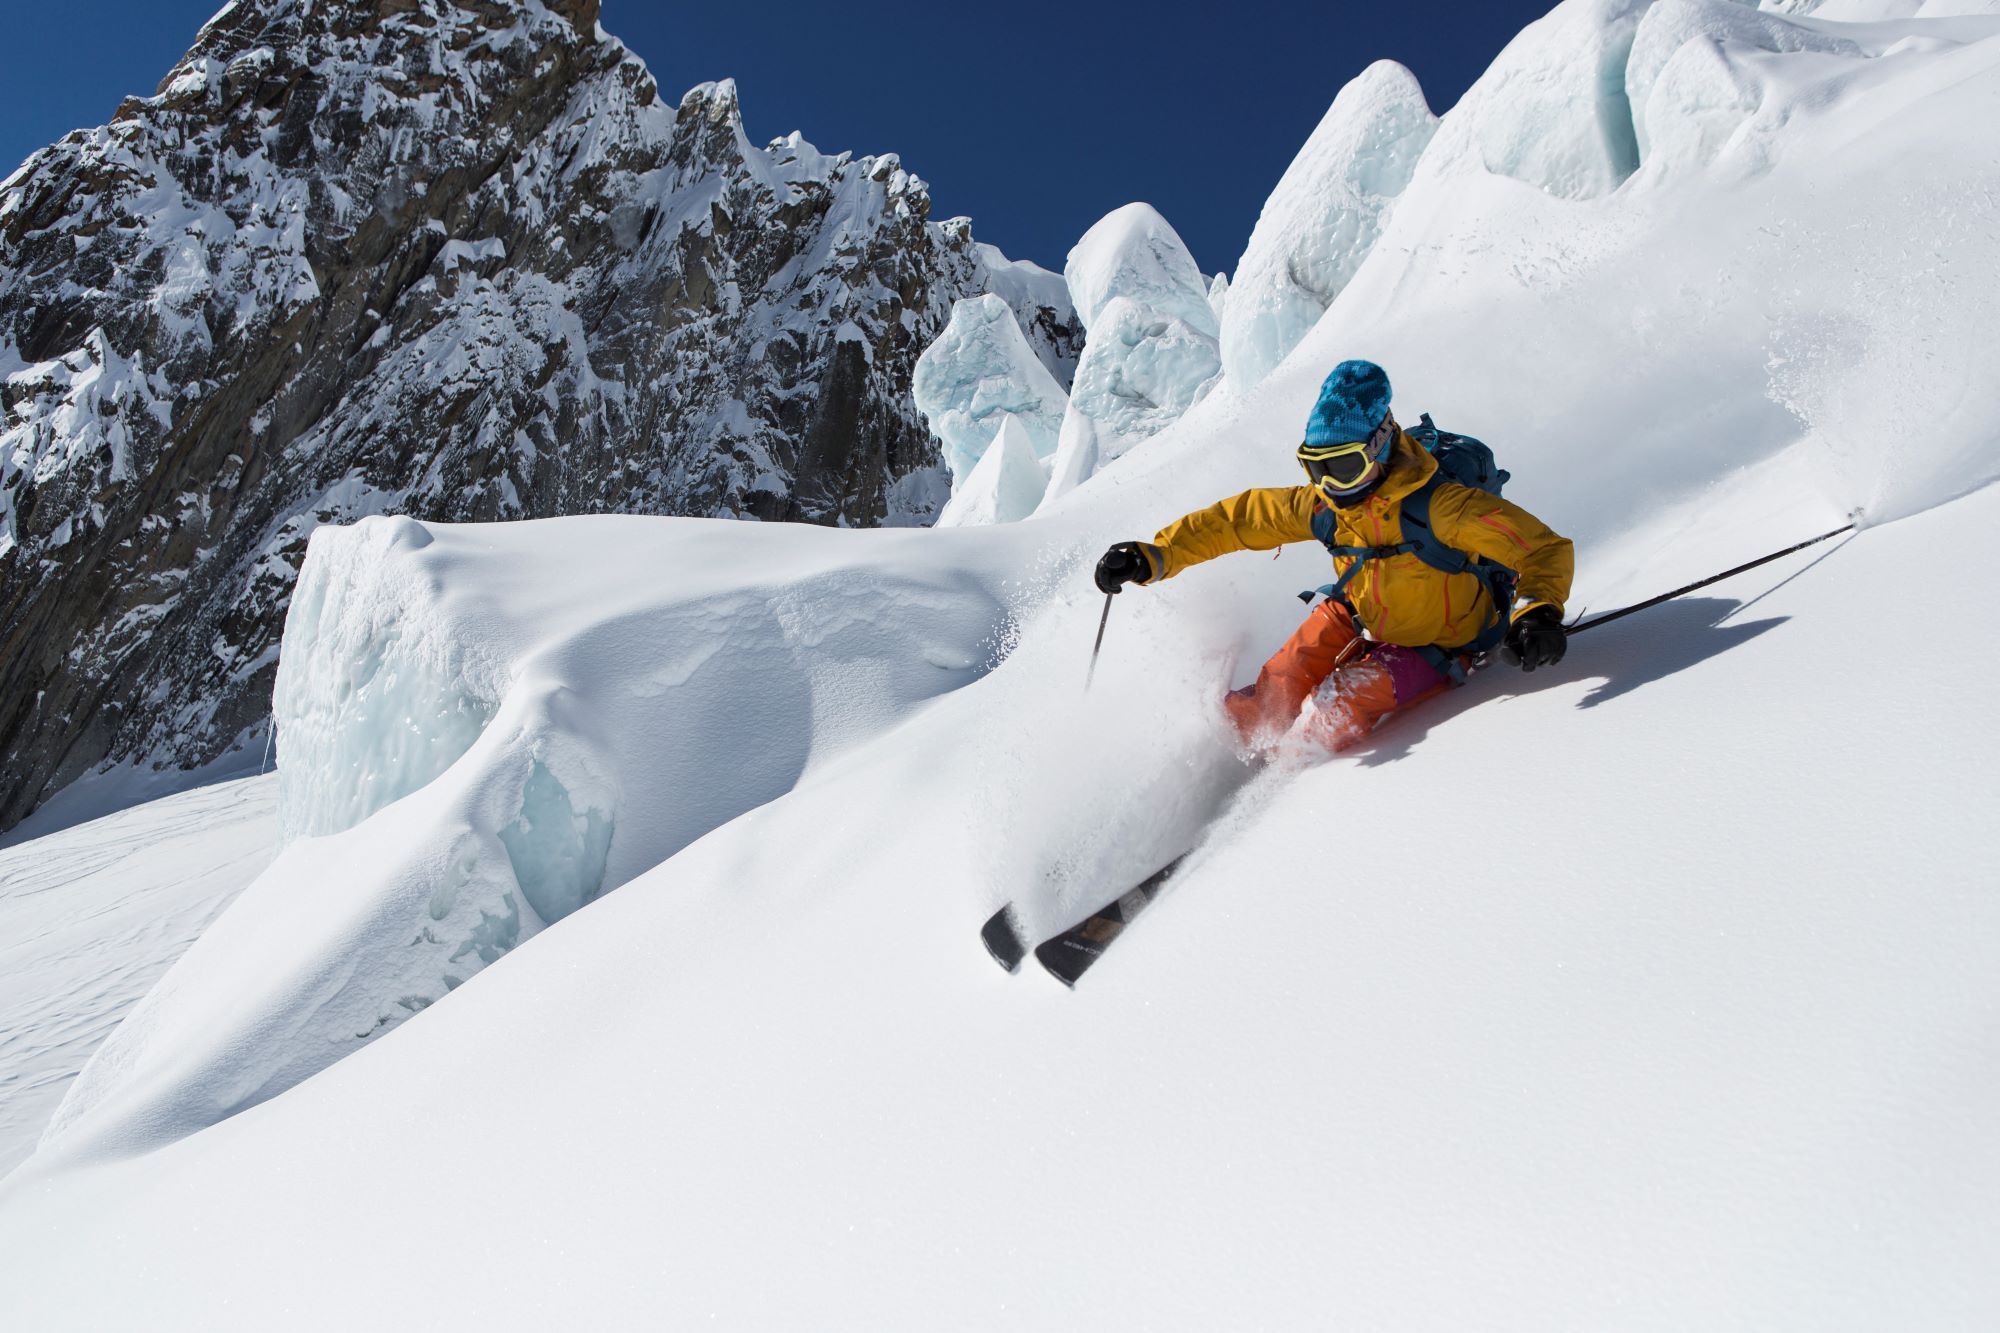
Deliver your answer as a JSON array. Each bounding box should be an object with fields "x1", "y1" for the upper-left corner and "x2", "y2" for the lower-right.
[
  {"x1": 1395, "y1": 474, "x2": 1473, "y2": 577},
  {"x1": 1398, "y1": 475, "x2": 1518, "y2": 656}
]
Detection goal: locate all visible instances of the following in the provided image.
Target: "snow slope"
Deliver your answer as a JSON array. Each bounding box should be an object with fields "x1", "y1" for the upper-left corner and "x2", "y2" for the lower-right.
[
  {"x1": 0, "y1": 775, "x2": 276, "y2": 1176},
  {"x1": 3, "y1": 1, "x2": 1998, "y2": 1327}
]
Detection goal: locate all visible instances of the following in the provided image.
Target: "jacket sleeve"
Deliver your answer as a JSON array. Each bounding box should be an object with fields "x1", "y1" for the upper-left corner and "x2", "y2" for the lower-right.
[
  {"x1": 1143, "y1": 486, "x2": 1321, "y2": 581},
  {"x1": 1428, "y1": 486, "x2": 1574, "y2": 619}
]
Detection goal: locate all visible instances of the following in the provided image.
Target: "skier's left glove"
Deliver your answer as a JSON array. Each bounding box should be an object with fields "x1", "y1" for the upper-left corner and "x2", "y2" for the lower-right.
[
  {"x1": 1094, "y1": 541, "x2": 1160, "y2": 595},
  {"x1": 1502, "y1": 605, "x2": 1567, "y2": 672}
]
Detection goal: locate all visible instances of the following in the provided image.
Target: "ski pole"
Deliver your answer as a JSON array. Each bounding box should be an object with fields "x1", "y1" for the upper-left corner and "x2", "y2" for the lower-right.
[
  {"x1": 1083, "y1": 592, "x2": 1114, "y2": 691},
  {"x1": 1566, "y1": 521, "x2": 1856, "y2": 636}
]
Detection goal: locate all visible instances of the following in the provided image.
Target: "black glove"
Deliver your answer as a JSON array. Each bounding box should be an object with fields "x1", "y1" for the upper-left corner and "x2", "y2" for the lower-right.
[
  {"x1": 1094, "y1": 541, "x2": 1155, "y2": 595},
  {"x1": 1502, "y1": 605, "x2": 1567, "y2": 672}
]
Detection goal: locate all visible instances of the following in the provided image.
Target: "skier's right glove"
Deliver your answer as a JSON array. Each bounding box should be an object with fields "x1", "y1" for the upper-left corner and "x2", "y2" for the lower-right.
[
  {"x1": 1094, "y1": 541, "x2": 1159, "y2": 595},
  {"x1": 1501, "y1": 604, "x2": 1568, "y2": 672}
]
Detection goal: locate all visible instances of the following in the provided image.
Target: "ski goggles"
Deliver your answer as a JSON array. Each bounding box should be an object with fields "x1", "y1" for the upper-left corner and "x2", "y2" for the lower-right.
[{"x1": 1298, "y1": 414, "x2": 1396, "y2": 501}]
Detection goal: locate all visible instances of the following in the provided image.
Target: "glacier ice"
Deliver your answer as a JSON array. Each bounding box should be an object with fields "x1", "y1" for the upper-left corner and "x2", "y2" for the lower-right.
[
  {"x1": 1220, "y1": 61, "x2": 1438, "y2": 389},
  {"x1": 911, "y1": 293, "x2": 1070, "y2": 486},
  {"x1": 1063, "y1": 202, "x2": 1219, "y2": 338},
  {"x1": 32, "y1": 511, "x2": 1024, "y2": 1169},
  {"x1": 1418, "y1": 0, "x2": 1652, "y2": 200},
  {"x1": 1206, "y1": 272, "x2": 1230, "y2": 324},
  {"x1": 935, "y1": 415, "x2": 1048, "y2": 527},
  {"x1": 1628, "y1": 0, "x2": 1867, "y2": 180},
  {"x1": 498, "y1": 760, "x2": 613, "y2": 926},
  {"x1": 1041, "y1": 204, "x2": 1221, "y2": 504},
  {"x1": 272, "y1": 515, "x2": 503, "y2": 840},
  {"x1": 971, "y1": 242, "x2": 1081, "y2": 387}
]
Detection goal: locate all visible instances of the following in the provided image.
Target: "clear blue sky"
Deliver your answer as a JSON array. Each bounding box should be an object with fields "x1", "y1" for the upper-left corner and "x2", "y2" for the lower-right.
[{"x1": 1, "y1": 0, "x2": 1554, "y2": 275}]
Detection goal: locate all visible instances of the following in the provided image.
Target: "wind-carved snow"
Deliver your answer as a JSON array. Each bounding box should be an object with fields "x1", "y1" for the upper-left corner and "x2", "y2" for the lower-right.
[
  {"x1": 1219, "y1": 61, "x2": 1438, "y2": 388},
  {"x1": 935, "y1": 415, "x2": 1048, "y2": 527},
  {"x1": 1626, "y1": 0, "x2": 1870, "y2": 180},
  {"x1": 1040, "y1": 204, "x2": 1221, "y2": 506},
  {"x1": 27, "y1": 512, "x2": 1021, "y2": 1171},
  {"x1": 911, "y1": 294, "x2": 1070, "y2": 486}
]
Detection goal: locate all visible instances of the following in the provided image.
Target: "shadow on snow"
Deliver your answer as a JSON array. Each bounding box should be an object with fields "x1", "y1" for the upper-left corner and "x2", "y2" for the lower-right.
[{"x1": 1342, "y1": 596, "x2": 1789, "y2": 767}]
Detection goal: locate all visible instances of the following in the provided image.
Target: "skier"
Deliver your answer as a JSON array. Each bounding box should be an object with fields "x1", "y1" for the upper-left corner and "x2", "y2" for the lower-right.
[{"x1": 1092, "y1": 360, "x2": 1573, "y2": 752}]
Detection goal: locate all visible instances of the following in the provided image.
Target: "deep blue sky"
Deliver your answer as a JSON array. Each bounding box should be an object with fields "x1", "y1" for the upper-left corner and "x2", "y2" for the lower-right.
[{"x1": 1, "y1": 0, "x2": 1553, "y2": 275}]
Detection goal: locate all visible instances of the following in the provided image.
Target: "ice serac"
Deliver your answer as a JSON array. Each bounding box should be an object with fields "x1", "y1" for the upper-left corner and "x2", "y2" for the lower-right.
[
  {"x1": 0, "y1": 0, "x2": 1081, "y2": 834},
  {"x1": 1627, "y1": 0, "x2": 1871, "y2": 180},
  {"x1": 1417, "y1": 0, "x2": 1653, "y2": 199},
  {"x1": 1788, "y1": 1, "x2": 2000, "y2": 14},
  {"x1": 1220, "y1": 61, "x2": 1438, "y2": 388},
  {"x1": 31, "y1": 509, "x2": 1020, "y2": 1170},
  {"x1": 912, "y1": 294, "x2": 1070, "y2": 486},
  {"x1": 1207, "y1": 272, "x2": 1230, "y2": 323},
  {"x1": 968, "y1": 240, "x2": 1082, "y2": 388},
  {"x1": 273, "y1": 517, "x2": 503, "y2": 839},
  {"x1": 935, "y1": 415, "x2": 1048, "y2": 527},
  {"x1": 1040, "y1": 204, "x2": 1222, "y2": 506}
]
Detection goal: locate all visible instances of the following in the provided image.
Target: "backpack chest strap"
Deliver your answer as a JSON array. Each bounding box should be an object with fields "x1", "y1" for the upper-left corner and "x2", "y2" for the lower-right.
[{"x1": 1319, "y1": 542, "x2": 1413, "y2": 599}]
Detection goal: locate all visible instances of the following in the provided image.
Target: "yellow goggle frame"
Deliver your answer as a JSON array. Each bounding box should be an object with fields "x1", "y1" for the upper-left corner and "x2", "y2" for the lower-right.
[{"x1": 1297, "y1": 414, "x2": 1396, "y2": 500}]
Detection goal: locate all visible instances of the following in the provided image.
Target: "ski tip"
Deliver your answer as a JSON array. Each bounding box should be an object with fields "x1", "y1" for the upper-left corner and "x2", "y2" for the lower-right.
[
  {"x1": 1034, "y1": 937, "x2": 1095, "y2": 989},
  {"x1": 980, "y1": 904, "x2": 1027, "y2": 974}
]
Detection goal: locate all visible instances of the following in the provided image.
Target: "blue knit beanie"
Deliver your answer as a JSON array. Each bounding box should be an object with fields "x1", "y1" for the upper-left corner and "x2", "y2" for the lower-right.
[{"x1": 1303, "y1": 360, "x2": 1392, "y2": 446}]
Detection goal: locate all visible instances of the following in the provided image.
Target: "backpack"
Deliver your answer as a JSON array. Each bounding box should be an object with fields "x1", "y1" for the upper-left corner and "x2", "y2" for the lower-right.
[{"x1": 1305, "y1": 413, "x2": 1520, "y2": 662}]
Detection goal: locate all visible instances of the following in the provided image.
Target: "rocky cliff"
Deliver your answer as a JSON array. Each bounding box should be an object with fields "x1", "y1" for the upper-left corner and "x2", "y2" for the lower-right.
[{"x1": 0, "y1": 0, "x2": 1078, "y2": 830}]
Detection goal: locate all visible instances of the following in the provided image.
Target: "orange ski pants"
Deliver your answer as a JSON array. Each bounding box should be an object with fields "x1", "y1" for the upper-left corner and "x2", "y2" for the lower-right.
[{"x1": 1222, "y1": 600, "x2": 1457, "y2": 750}]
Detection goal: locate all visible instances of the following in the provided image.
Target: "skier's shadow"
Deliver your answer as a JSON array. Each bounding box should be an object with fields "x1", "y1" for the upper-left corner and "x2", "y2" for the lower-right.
[{"x1": 1343, "y1": 596, "x2": 1788, "y2": 767}]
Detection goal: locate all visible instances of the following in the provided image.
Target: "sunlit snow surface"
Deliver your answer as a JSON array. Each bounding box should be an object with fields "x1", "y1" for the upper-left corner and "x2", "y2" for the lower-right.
[
  {"x1": 4, "y1": 0, "x2": 2000, "y2": 1327},
  {"x1": 0, "y1": 776, "x2": 276, "y2": 1175}
]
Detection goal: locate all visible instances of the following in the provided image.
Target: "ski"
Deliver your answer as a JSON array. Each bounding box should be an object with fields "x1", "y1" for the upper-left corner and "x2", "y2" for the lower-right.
[
  {"x1": 979, "y1": 854, "x2": 1187, "y2": 986},
  {"x1": 980, "y1": 903, "x2": 1029, "y2": 973},
  {"x1": 1033, "y1": 854, "x2": 1184, "y2": 987},
  {"x1": 982, "y1": 757, "x2": 1280, "y2": 984}
]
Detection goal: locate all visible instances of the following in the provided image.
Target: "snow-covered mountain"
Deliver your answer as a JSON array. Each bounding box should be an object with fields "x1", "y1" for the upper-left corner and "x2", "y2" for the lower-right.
[
  {"x1": 0, "y1": 0, "x2": 1078, "y2": 834},
  {"x1": 4, "y1": 0, "x2": 1999, "y2": 1326}
]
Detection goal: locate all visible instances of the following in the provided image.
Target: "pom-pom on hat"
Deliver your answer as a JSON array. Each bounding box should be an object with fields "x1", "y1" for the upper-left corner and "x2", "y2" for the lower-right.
[{"x1": 1303, "y1": 360, "x2": 1392, "y2": 446}]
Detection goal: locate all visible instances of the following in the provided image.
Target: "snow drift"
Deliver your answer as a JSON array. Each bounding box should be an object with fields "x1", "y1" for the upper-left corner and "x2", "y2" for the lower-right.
[{"x1": 25, "y1": 513, "x2": 1028, "y2": 1168}]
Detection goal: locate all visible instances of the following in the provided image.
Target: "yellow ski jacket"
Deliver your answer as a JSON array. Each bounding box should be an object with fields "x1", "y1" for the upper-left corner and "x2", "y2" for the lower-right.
[{"x1": 1137, "y1": 432, "x2": 1574, "y2": 652}]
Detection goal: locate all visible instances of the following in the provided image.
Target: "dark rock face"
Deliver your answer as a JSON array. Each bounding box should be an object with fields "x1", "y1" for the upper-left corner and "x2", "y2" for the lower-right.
[{"x1": 0, "y1": 0, "x2": 1079, "y2": 830}]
